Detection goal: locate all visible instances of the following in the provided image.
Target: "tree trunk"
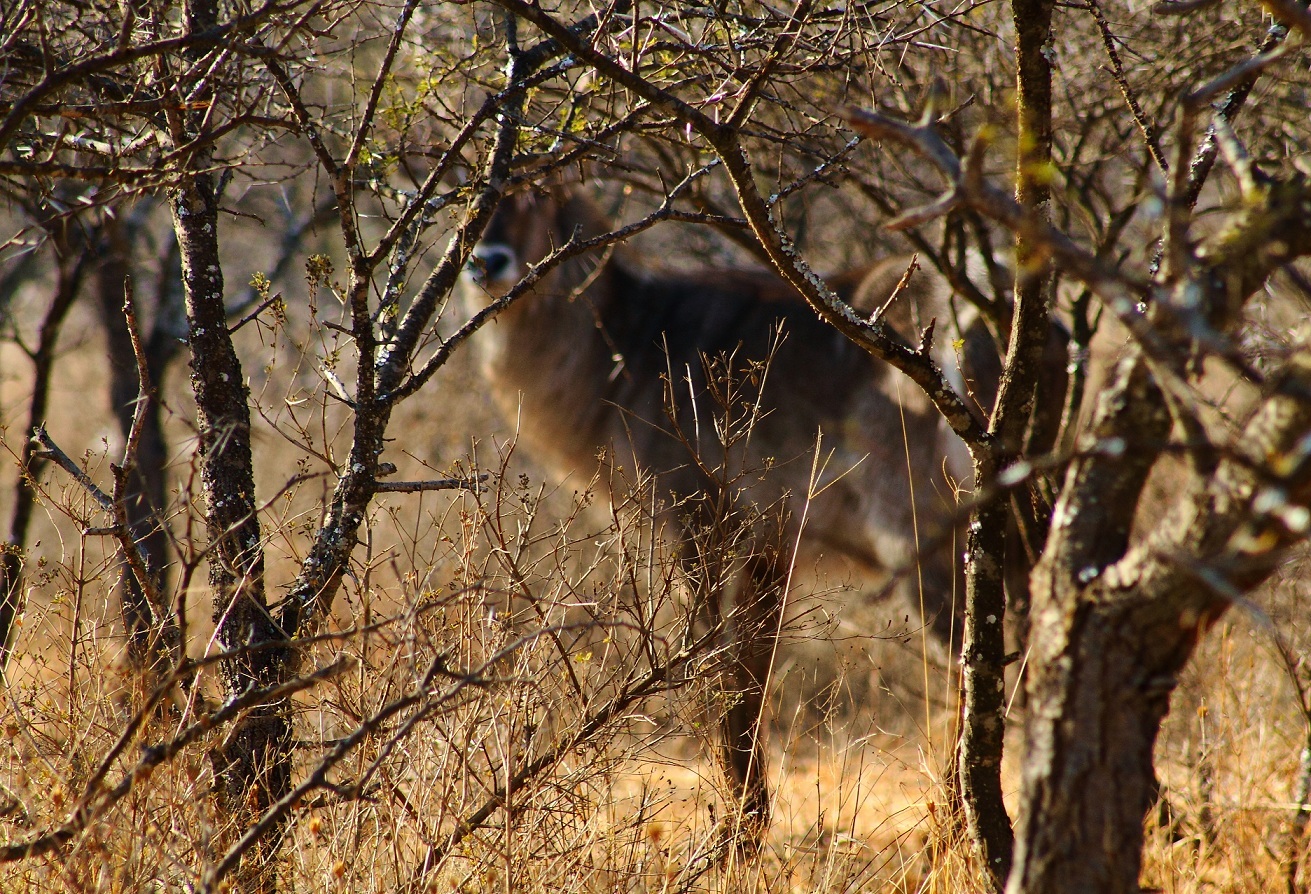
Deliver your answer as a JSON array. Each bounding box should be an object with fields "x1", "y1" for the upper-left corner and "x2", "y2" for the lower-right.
[
  {"x1": 960, "y1": 479, "x2": 1014, "y2": 887},
  {"x1": 171, "y1": 171, "x2": 291, "y2": 890},
  {"x1": 1003, "y1": 163, "x2": 1311, "y2": 894},
  {"x1": 1009, "y1": 580, "x2": 1205, "y2": 893},
  {"x1": 1010, "y1": 347, "x2": 1311, "y2": 893},
  {"x1": 958, "y1": 0, "x2": 1056, "y2": 881},
  {"x1": 165, "y1": 2, "x2": 289, "y2": 888},
  {"x1": 94, "y1": 216, "x2": 178, "y2": 671}
]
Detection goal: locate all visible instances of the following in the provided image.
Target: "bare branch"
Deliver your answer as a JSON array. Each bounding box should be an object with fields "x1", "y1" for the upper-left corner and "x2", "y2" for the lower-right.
[
  {"x1": 374, "y1": 477, "x2": 486, "y2": 494},
  {"x1": 0, "y1": 0, "x2": 298, "y2": 150},
  {"x1": 33, "y1": 426, "x2": 114, "y2": 512},
  {"x1": 1088, "y1": 0, "x2": 1167, "y2": 173}
]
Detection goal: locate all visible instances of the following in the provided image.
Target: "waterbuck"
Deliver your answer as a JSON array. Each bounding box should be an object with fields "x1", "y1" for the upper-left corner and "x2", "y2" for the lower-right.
[{"x1": 459, "y1": 185, "x2": 1006, "y2": 845}]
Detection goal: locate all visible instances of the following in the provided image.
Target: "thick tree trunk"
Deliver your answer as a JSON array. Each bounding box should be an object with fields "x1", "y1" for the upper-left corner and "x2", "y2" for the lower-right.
[
  {"x1": 1010, "y1": 352, "x2": 1311, "y2": 894},
  {"x1": 1006, "y1": 348, "x2": 1171, "y2": 894},
  {"x1": 1008, "y1": 582, "x2": 1201, "y2": 893},
  {"x1": 1006, "y1": 170, "x2": 1311, "y2": 894},
  {"x1": 165, "y1": 2, "x2": 289, "y2": 889},
  {"x1": 170, "y1": 170, "x2": 291, "y2": 889}
]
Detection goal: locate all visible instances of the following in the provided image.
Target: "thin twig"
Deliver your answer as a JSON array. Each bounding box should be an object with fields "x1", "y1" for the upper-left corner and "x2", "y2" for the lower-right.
[
  {"x1": 227, "y1": 291, "x2": 282, "y2": 334},
  {"x1": 109, "y1": 280, "x2": 168, "y2": 635},
  {"x1": 408, "y1": 638, "x2": 707, "y2": 888},
  {"x1": 33, "y1": 426, "x2": 114, "y2": 511},
  {"x1": 1179, "y1": 18, "x2": 1295, "y2": 210},
  {"x1": 1152, "y1": 0, "x2": 1222, "y2": 11},
  {"x1": 1088, "y1": 0, "x2": 1167, "y2": 173}
]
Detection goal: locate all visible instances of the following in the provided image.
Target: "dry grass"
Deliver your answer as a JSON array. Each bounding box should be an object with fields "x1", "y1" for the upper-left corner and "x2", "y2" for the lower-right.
[{"x1": 1, "y1": 288, "x2": 1310, "y2": 894}]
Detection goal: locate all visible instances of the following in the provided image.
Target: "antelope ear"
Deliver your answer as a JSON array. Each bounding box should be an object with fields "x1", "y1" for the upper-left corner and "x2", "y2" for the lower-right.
[{"x1": 848, "y1": 254, "x2": 934, "y2": 338}]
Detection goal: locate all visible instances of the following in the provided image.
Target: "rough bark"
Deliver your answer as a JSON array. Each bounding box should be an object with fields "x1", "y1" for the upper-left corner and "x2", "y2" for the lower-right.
[
  {"x1": 960, "y1": 472, "x2": 1014, "y2": 887},
  {"x1": 172, "y1": 177, "x2": 290, "y2": 887},
  {"x1": 1005, "y1": 355, "x2": 1171, "y2": 894},
  {"x1": 959, "y1": 0, "x2": 1055, "y2": 881},
  {"x1": 164, "y1": 1, "x2": 288, "y2": 888},
  {"x1": 1008, "y1": 175, "x2": 1311, "y2": 894},
  {"x1": 1011, "y1": 352, "x2": 1311, "y2": 894},
  {"x1": 172, "y1": 181, "x2": 290, "y2": 887}
]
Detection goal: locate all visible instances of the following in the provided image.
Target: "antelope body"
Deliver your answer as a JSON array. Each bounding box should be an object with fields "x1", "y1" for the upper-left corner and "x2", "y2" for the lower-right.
[{"x1": 459, "y1": 186, "x2": 993, "y2": 843}]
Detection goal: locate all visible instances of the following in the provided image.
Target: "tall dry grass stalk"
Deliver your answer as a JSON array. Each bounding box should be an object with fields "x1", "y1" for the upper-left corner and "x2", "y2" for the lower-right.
[{"x1": 6, "y1": 431, "x2": 1309, "y2": 892}]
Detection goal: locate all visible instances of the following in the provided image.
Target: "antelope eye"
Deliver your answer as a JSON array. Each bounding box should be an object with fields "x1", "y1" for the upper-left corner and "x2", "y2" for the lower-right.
[{"x1": 479, "y1": 246, "x2": 514, "y2": 280}]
